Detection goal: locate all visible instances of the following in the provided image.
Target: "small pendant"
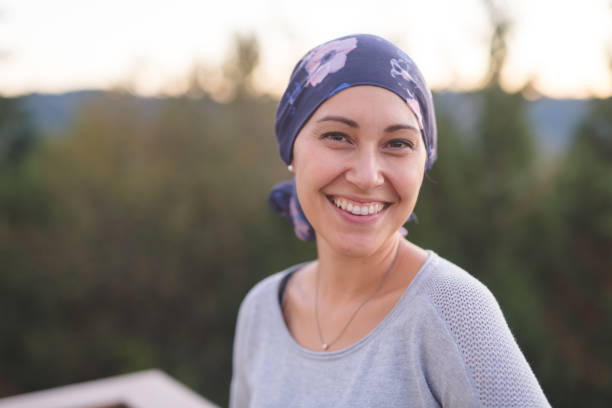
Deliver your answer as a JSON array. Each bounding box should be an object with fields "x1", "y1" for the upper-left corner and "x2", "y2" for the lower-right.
[{"x1": 322, "y1": 343, "x2": 329, "y2": 351}]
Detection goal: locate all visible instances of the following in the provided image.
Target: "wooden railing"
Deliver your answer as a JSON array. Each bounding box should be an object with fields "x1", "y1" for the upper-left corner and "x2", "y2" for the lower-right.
[{"x1": 0, "y1": 370, "x2": 219, "y2": 408}]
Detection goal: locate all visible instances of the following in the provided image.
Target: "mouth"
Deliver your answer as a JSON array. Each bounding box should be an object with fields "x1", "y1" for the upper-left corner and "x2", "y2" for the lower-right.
[{"x1": 326, "y1": 195, "x2": 391, "y2": 216}]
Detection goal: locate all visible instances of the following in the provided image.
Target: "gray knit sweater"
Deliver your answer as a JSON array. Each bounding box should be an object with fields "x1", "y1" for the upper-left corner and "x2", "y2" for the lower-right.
[{"x1": 230, "y1": 251, "x2": 550, "y2": 407}]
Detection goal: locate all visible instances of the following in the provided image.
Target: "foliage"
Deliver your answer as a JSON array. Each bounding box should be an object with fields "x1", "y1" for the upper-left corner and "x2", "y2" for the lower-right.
[
  {"x1": 527, "y1": 97, "x2": 612, "y2": 405},
  {"x1": 1, "y1": 37, "x2": 611, "y2": 407}
]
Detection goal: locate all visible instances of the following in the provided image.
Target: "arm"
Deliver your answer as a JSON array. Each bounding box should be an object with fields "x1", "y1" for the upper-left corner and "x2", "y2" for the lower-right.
[{"x1": 426, "y1": 265, "x2": 551, "y2": 407}]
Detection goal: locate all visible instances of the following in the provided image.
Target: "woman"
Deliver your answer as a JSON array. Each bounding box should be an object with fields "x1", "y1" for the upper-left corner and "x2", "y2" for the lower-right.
[{"x1": 230, "y1": 34, "x2": 550, "y2": 407}]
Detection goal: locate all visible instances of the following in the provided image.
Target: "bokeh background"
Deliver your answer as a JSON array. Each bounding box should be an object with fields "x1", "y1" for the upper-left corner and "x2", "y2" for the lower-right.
[{"x1": 1, "y1": 0, "x2": 611, "y2": 406}]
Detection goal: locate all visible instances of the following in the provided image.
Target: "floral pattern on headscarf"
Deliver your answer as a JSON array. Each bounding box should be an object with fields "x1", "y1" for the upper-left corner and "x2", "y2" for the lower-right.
[
  {"x1": 289, "y1": 190, "x2": 315, "y2": 241},
  {"x1": 269, "y1": 179, "x2": 315, "y2": 241},
  {"x1": 390, "y1": 57, "x2": 416, "y2": 83},
  {"x1": 390, "y1": 57, "x2": 424, "y2": 130},
  {"x1": 302, "y1": 37, "x2": 358, "y2": 87}
]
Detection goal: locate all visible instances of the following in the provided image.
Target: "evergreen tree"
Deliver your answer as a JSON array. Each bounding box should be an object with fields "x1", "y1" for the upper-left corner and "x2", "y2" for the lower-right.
[{"x1": 531, "y1": 96, "x2": 612, "y2": 406}]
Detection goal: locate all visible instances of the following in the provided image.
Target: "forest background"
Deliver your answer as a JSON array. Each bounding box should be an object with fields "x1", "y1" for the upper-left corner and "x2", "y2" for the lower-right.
[{"x1": 1, "y1": 6, "x2": 611, "y2": 408}]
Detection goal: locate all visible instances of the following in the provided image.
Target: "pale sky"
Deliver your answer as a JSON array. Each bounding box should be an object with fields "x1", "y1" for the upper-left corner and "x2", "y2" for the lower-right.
[{"x1": 0, "y1": 0, "x2": 611, "y2": 99}]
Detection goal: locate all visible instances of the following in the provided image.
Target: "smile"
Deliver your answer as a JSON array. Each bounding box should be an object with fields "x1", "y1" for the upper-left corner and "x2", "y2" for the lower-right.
[{"x1": 329, "y1": 196, "x2": 388, "y2": 216}]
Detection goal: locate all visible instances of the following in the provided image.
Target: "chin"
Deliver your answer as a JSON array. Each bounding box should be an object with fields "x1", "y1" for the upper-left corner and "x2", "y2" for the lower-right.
[{"x1": 319, "y1": 229, "x2": 392, "y2": 259}]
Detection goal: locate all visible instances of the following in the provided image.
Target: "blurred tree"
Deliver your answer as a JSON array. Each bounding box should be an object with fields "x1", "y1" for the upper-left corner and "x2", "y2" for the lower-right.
[
  {"x1": 0, "y1": 97, "x2": 36, "y2": 165},
  {"x1": 528, "y1": 96, "x2": 612, "y2": 407},
  {"x1": 223, "y1": 32, "x2": 260, "y2": 100},
  {"x1": 0, "y1": 35, "x2": 313, "y2": 404},
  {"x1": 482, "y1": 0, "x2": 510, "y2": 88},
  {"x1": 0, "y1": 96, "x2": 51, "y2": 397},
  {"x1": 0, "y1": 96, "x2": 45, "y2": 227},
  {"x1": 477, "y1": 0, "x2": 535, "y2": 244}
]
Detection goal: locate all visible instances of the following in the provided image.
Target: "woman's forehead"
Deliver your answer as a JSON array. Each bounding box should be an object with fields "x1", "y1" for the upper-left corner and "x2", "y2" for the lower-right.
[{"x1": 310, "y1": 86, "x2": 421, "y2": 128}]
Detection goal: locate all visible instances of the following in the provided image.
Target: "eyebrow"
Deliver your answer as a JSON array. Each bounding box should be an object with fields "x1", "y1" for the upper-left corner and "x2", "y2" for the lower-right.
[
  {"x1": 384, "y1": 124, "x2": 419, "y2": 133},
  {"x1": 316, "y1": 115, "x2": 358, "y2": 128},
  {"x1": 316, "y1": 115, "x2": 418, "y2": 133}
]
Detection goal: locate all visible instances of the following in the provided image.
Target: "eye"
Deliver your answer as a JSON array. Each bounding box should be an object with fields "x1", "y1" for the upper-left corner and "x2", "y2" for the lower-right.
[
  {"x1": 321, "y1": 132, "x2": 352, "y2": 144},
  {"x1": 385, "y1": 139, "x2": 414, "y2": 150}
]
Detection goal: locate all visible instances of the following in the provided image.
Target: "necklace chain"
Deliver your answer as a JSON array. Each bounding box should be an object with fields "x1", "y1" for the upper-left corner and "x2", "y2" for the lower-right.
[{"x1": 314, "y1": 244, "x2": 400, "y2": 351}]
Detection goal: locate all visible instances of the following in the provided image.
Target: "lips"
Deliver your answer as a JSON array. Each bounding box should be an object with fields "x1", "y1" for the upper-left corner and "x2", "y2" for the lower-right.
[{"x1": 328, "y1": 195, "x2": 389, "y2": 216}]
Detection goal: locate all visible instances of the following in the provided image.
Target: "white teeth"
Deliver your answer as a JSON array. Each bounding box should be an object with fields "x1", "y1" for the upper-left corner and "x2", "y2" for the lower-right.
[{"x1": 332, "y1": 197, "x2": 386, "y2": 216}]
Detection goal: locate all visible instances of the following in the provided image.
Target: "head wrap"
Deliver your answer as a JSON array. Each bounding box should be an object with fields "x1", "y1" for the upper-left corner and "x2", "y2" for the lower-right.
[{"x1": 269, "y1": 34, "x2": 437, "y2": 241}]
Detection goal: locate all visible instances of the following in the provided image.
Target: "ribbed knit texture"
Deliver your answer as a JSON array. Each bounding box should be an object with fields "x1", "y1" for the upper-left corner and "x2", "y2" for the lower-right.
[
  {"x1": 420, "y1": 263, "x2": 549, "y2": 407},
  {"x1": 230, "y1": 251, "x2": 550, "y2": 408}
]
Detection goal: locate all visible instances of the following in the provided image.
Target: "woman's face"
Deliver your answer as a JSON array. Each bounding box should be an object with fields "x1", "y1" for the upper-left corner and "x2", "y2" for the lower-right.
[{"x1": 292, "y1": 85, "x2": 427, "y2": 257}]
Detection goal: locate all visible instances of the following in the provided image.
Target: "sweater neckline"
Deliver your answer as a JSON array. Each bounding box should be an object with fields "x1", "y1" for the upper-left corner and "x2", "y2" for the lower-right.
[{"x1": 273, "y1": 250, "x2": 438, "y2": 360}]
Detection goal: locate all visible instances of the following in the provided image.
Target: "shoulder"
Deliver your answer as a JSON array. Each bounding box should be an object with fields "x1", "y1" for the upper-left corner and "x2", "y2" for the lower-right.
[
  {"x1": 418, "y1": 253, "x2": 500, "y2": 321},
  {"x1": 238, "y1": 266, "x2": 291, "y2": 318},
  {"x1": 239, "y1": 271, "x2": 284, "y2": 311},
  {"x1": 232, "y1": 263, "x2": 305, "y2": 364},
  {"x1": 416, "y1": 253, "x2": 509, "y2": 353},
  {"x1": 235, "y1": 262, "x2": 308, "y2": 331},
  {"x1": 416, "y1": 252, "x2": 551, "y2": 407}
]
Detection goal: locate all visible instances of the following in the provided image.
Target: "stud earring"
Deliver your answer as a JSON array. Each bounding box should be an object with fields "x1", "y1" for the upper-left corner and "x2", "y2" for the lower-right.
[{"x1": 288, "y1": 164, "x2": 294, "y2": 172}]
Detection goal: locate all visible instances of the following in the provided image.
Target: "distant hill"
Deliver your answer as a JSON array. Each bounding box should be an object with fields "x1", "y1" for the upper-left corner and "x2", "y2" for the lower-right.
[
  {"x1": 22, "y1": 90, "x2": 589, "y2": 157},
  {"x1": 23, "y1": 90, "x2": 167, "y2": 136},
  {"x1": 526, "y1": 97, "x2": 588, "y2": 156},
  {"x1": 433, "y1": 91, "x2": 589, "y2": 157},
  {"x1": 24, "y1": 90, "x2": 106, "y2": 135}
]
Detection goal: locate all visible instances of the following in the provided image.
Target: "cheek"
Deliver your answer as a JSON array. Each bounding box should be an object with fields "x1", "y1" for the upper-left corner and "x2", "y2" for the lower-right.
[
  {"x1": 397, "y1": 147, "x2": 427, "y2": 197},
  {"x1": 388, "y1": 163, "x2": 425, "y2": 203},
  {"x1": 291, "y1": 134, "x2": 310, "y2": 171},
  {"x1": 295, "y1": 156, "x2": 342, "y2": 208},
  {"x1": 293, "y1": 139, "x2": 325, "y2": 206},
  {"x1": 294, "y1": 139, "x2": 344, "y2": 184}
]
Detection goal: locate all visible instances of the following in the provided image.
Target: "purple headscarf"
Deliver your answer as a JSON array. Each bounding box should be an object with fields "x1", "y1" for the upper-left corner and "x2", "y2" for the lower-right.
[{"x1": 269, "y1": 34, "x2": 437, "y2": 241}]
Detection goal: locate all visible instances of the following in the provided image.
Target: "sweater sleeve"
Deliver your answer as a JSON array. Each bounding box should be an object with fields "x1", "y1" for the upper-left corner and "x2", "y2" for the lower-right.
[{"x1": 423, "y1": 261, "x2": 551, "y2": 407}]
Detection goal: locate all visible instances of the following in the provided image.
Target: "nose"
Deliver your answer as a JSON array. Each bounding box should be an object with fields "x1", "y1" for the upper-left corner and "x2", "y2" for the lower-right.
[{"x1": 345, "y1": 146, "x2": 385, "y2": 191}]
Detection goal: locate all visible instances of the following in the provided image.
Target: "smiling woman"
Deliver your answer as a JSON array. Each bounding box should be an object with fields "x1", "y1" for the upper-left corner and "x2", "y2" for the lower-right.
[
  {"x1": 292, "y1": 86, "x2": 426, "y2": 259},
  {"x1": 230, "y1": 34, "x2": 551, "y2": 407}
]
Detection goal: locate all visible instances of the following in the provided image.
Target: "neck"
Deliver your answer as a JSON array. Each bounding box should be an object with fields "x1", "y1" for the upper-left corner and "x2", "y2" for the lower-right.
[{"x1": 314, "y1": 233, "x2": 402, "y2": 303}]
